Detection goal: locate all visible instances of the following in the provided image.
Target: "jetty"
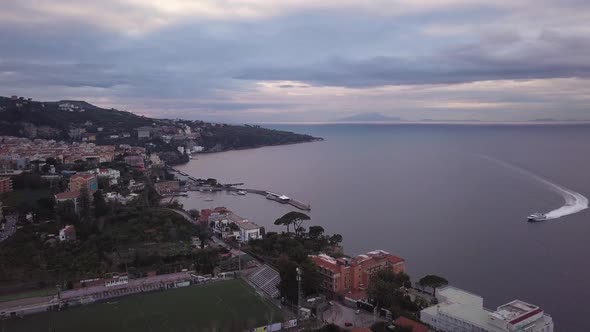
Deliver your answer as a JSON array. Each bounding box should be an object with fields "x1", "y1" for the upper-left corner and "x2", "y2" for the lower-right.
[{"x1": 166, "y1": 167, "x2": 311, "y2": 211}]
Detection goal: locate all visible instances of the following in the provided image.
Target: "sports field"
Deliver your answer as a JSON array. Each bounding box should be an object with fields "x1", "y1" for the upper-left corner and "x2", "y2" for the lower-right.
[{"x1": 0, "y1": 279, "x2": 284, "y2": 332}]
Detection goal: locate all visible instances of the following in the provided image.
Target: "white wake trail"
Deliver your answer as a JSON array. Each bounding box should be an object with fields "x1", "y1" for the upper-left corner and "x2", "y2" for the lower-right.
[{"x1": 477, "y1": 155, "x2": 588, "y2": 220}]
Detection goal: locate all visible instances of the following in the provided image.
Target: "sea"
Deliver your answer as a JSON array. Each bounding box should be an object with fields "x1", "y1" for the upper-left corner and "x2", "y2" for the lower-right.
[{"x1": 176, "y1": 123, "x2": 590, "y2": 331}]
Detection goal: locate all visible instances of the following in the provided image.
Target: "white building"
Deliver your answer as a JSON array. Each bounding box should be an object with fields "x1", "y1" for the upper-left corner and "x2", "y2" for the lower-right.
[
  {"x1": 105, "y1": 274, "x2": 129, "y2": 287},
  {"x1": 421, "y1": 286, "x2": 553, "y2": 332},
  {"x1": 226, "y1": 214, "x2": 262, "y2": 243},
  {"x1": 95, "y1": 168, "x2": 121, "y2": 185},
  {"x1": 212, "y1": 213, "x2": 263, "y2": 243}
]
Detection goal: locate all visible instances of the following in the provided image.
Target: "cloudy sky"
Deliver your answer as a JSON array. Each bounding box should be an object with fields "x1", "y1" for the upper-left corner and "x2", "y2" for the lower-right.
[{"x1": 1, "y1": 0, "x2": 589, "y2": 122}]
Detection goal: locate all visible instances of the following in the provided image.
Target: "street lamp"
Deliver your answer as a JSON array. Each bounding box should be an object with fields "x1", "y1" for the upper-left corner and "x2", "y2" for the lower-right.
[{"x1": 296, "y1": 267, "x2": 302, "y2": 323}]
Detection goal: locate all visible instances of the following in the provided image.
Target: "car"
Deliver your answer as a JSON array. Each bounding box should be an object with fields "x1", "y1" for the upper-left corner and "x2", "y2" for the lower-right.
[
  {"x1": 355, "y1": 309, "x2": 361, "y2": 315},
  {"x1": 344, "y1": 322, "x2": 353, "y2": 327},
  {"x1": 328, "y1": 301, "x2": 334, "y2": 305}
]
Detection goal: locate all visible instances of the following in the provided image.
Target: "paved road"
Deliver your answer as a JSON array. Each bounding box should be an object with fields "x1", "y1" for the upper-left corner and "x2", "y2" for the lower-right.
[{"x1": 322, "y1": 302, "x2": 379, "y2": 328}]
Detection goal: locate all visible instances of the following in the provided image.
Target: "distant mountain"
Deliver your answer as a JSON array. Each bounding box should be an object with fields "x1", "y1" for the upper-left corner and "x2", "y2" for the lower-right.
[
  {"x1": 531, "y1": 118, "x2": 558, "y2": 122},
  {"x1": 334, "y1": 113, "x2": 403, "y2": 122}
]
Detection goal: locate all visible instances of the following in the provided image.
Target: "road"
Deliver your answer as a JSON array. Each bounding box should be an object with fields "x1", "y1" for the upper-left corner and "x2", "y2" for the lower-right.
[{"x1": 322, "y1": 302, "x2": 380, "y2": 328}]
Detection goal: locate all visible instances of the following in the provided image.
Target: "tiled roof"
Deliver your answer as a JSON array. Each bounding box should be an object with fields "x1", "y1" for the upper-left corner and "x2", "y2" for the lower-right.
[
  {"x1": 394, "y1": 317, "x2": 429, "y2": 332},
  {"x1": 55, "y1": 191, "x2": 80, "y2": 200}
]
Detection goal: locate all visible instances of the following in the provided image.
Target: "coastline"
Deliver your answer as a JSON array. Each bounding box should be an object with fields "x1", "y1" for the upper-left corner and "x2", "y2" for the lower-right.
[{"x1": 191, "y1": 137, "x2": 324, "y2": 156}]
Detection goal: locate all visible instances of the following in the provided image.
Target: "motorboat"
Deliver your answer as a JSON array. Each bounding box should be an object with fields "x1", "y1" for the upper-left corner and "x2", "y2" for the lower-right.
[{"x1": 527, "y1": 213, "x2": 547, "y2": 222}]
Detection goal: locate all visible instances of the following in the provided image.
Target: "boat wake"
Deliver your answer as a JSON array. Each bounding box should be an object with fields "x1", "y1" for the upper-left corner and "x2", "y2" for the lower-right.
[{"x1": 477, "y1": 155, "x2": 588, "y2": 220}]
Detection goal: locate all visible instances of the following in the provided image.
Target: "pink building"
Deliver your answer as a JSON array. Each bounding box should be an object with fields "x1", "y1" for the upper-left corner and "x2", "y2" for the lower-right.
[{"x1": 310, "y1": 250, "x2": 405, "y2": 295}]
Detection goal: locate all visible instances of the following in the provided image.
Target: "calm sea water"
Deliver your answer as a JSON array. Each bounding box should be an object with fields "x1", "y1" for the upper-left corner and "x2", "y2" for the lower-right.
[{"x1": 176, "y1": 124, "x2": 590, "y2": 331}]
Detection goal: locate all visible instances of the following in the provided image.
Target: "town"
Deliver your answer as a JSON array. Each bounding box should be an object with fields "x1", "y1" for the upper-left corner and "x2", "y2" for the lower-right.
[
  {"x1": 0, "y1": 94, "x2": 554, "y2": 332},
  {"x1": 0, "y1": 129, "x2": 554, "y2": 332}
]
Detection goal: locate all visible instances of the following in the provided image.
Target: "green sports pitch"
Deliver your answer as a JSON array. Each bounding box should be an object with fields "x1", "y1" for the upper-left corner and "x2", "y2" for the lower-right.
[{"x1": 1, "y1": 279, "x2": 284, "y2": 332}]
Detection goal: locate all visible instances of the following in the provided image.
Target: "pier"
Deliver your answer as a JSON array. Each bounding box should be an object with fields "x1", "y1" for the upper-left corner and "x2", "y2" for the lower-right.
[{"x1": 166, "y1": 167, "x2": 311, "y2": 211}]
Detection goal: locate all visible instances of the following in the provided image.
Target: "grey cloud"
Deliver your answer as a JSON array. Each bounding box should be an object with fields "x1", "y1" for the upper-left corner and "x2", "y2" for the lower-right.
[
  {"x1": 0, "y1": 1, "x2": 589, "y2": 122},
  {"x1": 235, "y1": 31, "x2": 590, "y2": 87}
]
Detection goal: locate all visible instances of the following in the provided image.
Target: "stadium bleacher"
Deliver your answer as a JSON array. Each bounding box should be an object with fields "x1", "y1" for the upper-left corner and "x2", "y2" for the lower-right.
[{"x1": 246, "y1": 264, "x2": 280, "y2": 298}]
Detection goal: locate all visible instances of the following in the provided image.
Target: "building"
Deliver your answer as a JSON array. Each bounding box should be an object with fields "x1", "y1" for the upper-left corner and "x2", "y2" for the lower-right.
[
  {"x1": 59, "y1": 225, "x2": 77, "y2": 241},
  {"x1": 124, "y1": 155, "x2": 145, "y2": 170},
  {"x1": 393, "y1": 317, "x2": 429, "y2": 332},
  {"x1": 310, "y1": 250, "x2": 405, "y2": 295},
  {"x1": 420, "y1": 286, "x2": 554, "y2": 332},
  {"x1": 154, "y1": 180, "x2": 180, "y2": 194},
  {"x1": 149, "y1": 154, "x2": 164, "y2": 167},
  {"x1": 207, "y1": 209, "x2": 263, "y2": 243},
  {"x1": 0, "y1": 177, "x2": 13, "y2": 193},
  {"x1": 95, "y1": 168, "x2": 120, "y2": 185},
  {"x1": 55, "y1": 191, "x2": 81, "y2": 212},
  {"x1": 81, "y1": 133, "x2": 96, "y2": 142},
  {"x1": 233, "y1": 218, "x2": 263, "y2": 243},
  {"x1": 69, "y1": 173, "x2": 98, "y2": 193},
  {"x1": 135, "y1": 126, "x2": 152, "y2": 139},
  {"x1": 105, "y1": 274, "x2": 129, "y2": 287},
  {"x1": 128, "y1": 179, "x2": 145, "y2": 192}
]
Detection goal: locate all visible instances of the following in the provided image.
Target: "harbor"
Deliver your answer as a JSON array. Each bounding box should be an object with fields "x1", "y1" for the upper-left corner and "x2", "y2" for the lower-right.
[{"x1": 167, "y1": 167, "x2": 311, "y2": 211}]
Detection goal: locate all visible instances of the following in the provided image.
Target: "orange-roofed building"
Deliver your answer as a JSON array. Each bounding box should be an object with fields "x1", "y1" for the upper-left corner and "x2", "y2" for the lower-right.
[
  {"x1": 310, "y1": 250, "x2": 405, "y2": 295},
  {"x1": 69, "y1": 173, "x2": 98, "y2": 193},
  {"x1": 394, "y1": 316, "x2": 429, "y2": 332}
]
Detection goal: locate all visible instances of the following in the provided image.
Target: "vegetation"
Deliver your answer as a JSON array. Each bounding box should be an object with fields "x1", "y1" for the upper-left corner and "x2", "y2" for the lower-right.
[
  {"x1": 0, "y1": 96, "x2": 320, "y2": 152},
  {"x1": 199, "y1": 123, "x2": 319, "y2": 152},
  {"x1": 367, "y1": 270, "x2": 418, "y2": 319},
  {"x1": 0, "y1": 97, "x2": 152, "y2": 139},
  {"x1": 274, "y1": 211, "x2": 311, "y2": 235},
  {"x1": 0, "y1": 189, "x2": 53, "y2": 216},
  {"x1": 1, "y1": 279, "x2": 283, "y2": 332},
  {"x1": 0, "y1": 180, "x2": 216, "y2": 288},
  {"x1": 418, "y1": 274, "x2": 448, "y2": 294},
  {"x1": 248, "y1": 211, "x2": 343, "y2": 304}
]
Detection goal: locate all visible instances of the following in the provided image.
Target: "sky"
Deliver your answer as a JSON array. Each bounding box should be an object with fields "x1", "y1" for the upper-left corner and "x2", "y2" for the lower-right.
[{"x1": 1, "y1": 0, "x2": 589, "y2": 122}]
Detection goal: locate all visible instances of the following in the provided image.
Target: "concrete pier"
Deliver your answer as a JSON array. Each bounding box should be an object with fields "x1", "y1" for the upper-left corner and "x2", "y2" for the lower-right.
[{"x1": 167, "y1": 167, "x2": 311, "y2": 211}]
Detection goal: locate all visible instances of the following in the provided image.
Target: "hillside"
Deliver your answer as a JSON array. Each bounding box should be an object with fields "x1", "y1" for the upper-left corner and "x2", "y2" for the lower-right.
[
  {"x1": 0, "y1": 96, "x2": 154, "y2": 139},
  {"x1": 0, "y1": 96, "x2": 320, "y2": 151}
]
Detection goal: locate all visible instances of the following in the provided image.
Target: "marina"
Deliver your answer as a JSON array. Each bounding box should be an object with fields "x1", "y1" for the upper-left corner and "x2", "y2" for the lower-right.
[{"x1": 166, "y1": 167, "x2": 311, "y2": 211}]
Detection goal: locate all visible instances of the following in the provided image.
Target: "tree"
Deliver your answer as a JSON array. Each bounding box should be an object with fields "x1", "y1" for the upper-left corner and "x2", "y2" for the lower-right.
[
  {"x1": 308, "y1": 225, "x2": 325, "y2": 240},
  {"x1": 418, "y1": 275, "x2": 448, "y2": 295},
  {"x1": 274, "y1": 211, "x2": 310, "y2": 236},
  {"x1": 93, "y1": 191, "x2": 108, "y2": 218},
  {"x1": 188, "y1": 209, "x2": 200, "y2": 219},
  {"x1": 197, "y1": 226, "x2": 211, "y2": 249},
  {"x1": 78, "y1": 187, "x2": 91, "y2": 222},
  {"x1": 55, "y1": 200, "x2": 79, "y2": 225},
  {"x1": 329, "y1": 234, "x2": 343, "y2": 245}
]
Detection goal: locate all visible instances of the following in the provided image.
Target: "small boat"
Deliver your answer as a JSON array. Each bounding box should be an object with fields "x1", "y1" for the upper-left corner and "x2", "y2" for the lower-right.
[
  {"x1": 527, "y1": 213, "x2": 547, "y2": 222},
  {"x1": 237, "y1": 190, "x2": 246, "y2": 195},
  {"x1": 204, "y1": 199, "x2": 214, "y2": 202}
]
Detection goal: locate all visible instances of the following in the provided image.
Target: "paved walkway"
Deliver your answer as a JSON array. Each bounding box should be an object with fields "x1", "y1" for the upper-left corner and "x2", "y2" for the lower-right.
[{"x1": 322, "y1": 302, "x2": 379, "y2": 328}]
